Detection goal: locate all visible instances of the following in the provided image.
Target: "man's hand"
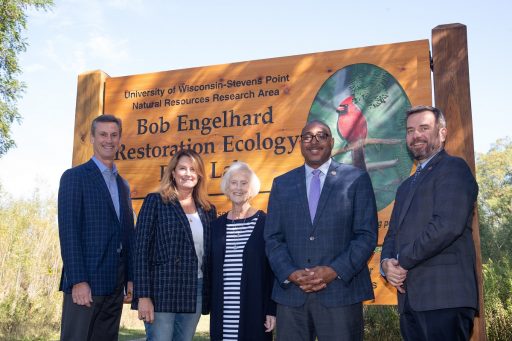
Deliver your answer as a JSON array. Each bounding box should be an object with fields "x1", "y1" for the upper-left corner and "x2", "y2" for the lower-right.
[
  {"x1": 307, "y1": 266, "x2": 338, "y2": 284},
  {"x1": 288, "y1": 269, "x2": 323, "y2": 292},
  {"x1": 123, "y1": 281, "x2": 133, "y2": 303},
  {"x1": 288, "y1": 266, "x2": 338, "y2": 293},
  {"x1": 382, "y1": 258, "x2": 408, "y2": 293},
  {"x1": 72, "y1": 282, "x2": 93, "y2": 307},
  {"x1": 138, "y1": 297, "x2": 155, "y2": 324}
]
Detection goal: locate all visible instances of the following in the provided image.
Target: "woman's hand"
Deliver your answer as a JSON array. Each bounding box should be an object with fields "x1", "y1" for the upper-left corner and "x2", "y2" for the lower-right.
[
  {"x1": 264, "y1": 315, "x2": 276, "y2": 332},
  {"x1": 138, "y1": 297, "x2": 155, "y2": 323}
]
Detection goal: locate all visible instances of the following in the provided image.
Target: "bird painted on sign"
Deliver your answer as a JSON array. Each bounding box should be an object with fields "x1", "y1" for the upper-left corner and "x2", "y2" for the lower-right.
[{"x1": 336, "y1": 96, "x2": 368, "y2": 170}]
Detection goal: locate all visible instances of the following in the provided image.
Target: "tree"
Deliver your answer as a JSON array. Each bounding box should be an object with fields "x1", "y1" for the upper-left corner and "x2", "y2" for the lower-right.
[
  {"x1": 0, "y1": 0, "x2": 53, "y2": 157},
  {"x1": 476, "y1": 137, "x2": 512, "y2": 262}
]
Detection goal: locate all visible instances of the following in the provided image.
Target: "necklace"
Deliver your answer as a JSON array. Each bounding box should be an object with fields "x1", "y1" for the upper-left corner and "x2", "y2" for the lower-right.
[{"x1": 228, "y1": 210, "x2": 259, "y2": 250}]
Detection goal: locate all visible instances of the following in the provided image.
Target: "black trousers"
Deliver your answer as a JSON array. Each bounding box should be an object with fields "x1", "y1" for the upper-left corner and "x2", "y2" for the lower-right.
[
  {"x1": 276, "y1": 293, "x2": 363, "y2": 341},
  {"x1": 60, "y1": 261, "x2": 126, "y2": 341},
  {"x1": 400, "y1": 294, "x2": 475, "y2": 341}
]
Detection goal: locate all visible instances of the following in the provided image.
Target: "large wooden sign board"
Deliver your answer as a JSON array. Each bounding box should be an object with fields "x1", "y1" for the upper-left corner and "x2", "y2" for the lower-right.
[{"x1": 72, "y1": 24, "x2": 485, "y2": 339}]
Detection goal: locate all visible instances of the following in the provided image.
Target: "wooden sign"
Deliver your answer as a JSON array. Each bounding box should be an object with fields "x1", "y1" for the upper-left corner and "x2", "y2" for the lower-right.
[{"x1": 75, "y1": 39, "x2": 432, "y2": 305}]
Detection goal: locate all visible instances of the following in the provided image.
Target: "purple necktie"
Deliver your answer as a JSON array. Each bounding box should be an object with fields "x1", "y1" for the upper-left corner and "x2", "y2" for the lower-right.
[{"x1": 309, "y1": 169, "x2": 321, "y2": 222}]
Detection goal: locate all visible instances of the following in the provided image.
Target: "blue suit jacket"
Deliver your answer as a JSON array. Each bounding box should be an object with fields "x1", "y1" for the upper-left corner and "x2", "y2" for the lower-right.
[
  {"x1": 381, "y1": 150, "x2": 479, "y2": 312},
  {"x1": 133, "y1": 193, "x2": 216, "y2": 314},
  {"x1": 58, "y1": 159, "x2": 135, "y2": 295},
  {"x1": 264, "y1": 159, "x2": 378, "y2": 307}
]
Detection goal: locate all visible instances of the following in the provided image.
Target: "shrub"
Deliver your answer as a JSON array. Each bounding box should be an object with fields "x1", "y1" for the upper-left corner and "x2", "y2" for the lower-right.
[{"x1": 0, "y1": 191, "x2": 62, "y2": 340}]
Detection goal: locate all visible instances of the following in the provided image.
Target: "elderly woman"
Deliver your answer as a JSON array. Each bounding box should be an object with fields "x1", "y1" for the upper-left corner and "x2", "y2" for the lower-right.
[
  {"x1": 210, "y1": 161, "x2": 276, "y2": 341},
  {"x1": 133, "y1": 149, "x2": 216, "y2": 341}
]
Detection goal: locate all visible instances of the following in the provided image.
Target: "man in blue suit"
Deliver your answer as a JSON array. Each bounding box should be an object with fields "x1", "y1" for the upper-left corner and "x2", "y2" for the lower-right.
[
  {"x1": 381, "y1": 106, "x2": 479, "y2": 340},
  {"x1": 58, "y1": 114, "x2": 135, "y2": 341},
  {"x1": 265, "y1": 120, "x2": 378, "y2": 340}
]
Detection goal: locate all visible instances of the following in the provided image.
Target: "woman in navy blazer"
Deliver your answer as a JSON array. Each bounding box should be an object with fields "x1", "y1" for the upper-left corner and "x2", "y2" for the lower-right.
[
  {"x1": 134, "y1": 149, "x2": 216, "y2": 341},
  {"x1": 210, "y1": 162, "x2": 276, "y2": 341}
]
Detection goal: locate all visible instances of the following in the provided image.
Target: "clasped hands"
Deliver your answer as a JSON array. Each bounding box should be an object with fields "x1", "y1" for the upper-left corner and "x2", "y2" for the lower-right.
[
  {"x1": 288, "y1": 266, "x2": 338, "y2": 293},
  {"x1": 382, "y1": 258, "x2": 408, "y2": 293}
]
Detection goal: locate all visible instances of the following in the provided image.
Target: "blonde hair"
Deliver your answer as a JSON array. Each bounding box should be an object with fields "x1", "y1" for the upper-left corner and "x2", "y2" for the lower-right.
[
  {"x1": 220, "y1": 161, "x2": 261, "y2": 200},
  {"x1": 159, "y1": 149, "x2": 212, "y2": 210}
]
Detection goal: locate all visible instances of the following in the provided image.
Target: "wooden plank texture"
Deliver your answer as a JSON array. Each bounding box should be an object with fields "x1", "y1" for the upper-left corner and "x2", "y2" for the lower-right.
[{"x1": 72, "y1": 70, "x2": 109, "y2": 166}]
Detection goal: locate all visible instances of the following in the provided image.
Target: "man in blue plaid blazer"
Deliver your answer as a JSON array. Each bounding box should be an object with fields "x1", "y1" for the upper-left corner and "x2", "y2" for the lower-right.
[
  {"x1": 381, "y1": 106, "x2": 479, "y2": 341},
  {"x1": 58, "y1": 115, "x2": 135, "y2": 341},
  {"x1": 265, "y1": 120, "x2": 378, "y2": 341}
]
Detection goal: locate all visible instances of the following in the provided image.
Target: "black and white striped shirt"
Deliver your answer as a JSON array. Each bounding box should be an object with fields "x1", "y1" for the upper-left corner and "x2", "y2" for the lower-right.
[{"x1": 222, "y1": 214, "x2": 259, "y2": 341}]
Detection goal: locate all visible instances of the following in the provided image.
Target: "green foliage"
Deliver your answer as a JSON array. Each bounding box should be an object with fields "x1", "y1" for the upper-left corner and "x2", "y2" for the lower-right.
[
  {"x1": 0, "y1": 189, "x2": 61, "y2": 340},
  {"x1": 476, "y1": 137, "x2": 512, "y2": 262},
  {"x1": 476, "y1": 137, "x2": 512, "y2": 340},
  {"x1": 483, "y1": 259, "x2": 512, "y2": 341},
  {"x1": 364, "y1": 305, "x2": 400, "y2": 340},
  {"x1": 0, "y1": 0, "x2": 54, "y2": 156}
]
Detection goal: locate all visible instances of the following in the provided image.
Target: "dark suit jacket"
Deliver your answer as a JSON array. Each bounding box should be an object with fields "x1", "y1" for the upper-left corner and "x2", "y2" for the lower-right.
[
  {"x1": 58, "y1": 159, "x2": 135, "y2": 295},
  {"x1": 210, "y1": 211, "x2": 276, "y2": 341},
  {"x1": 381, "y1": 150, "x2": 479, "y2": 312},
  {"x1": 264, "y1": 159, "x2": 378, "y2": 307},
  {"x1": 133, "y1": 193, "x2": 216, "y2": 314}
]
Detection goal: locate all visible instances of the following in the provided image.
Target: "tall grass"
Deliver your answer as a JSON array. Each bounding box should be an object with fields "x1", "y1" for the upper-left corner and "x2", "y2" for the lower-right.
[{"x1": 0, "y1": 191, "x2": 62, "y2": 340}]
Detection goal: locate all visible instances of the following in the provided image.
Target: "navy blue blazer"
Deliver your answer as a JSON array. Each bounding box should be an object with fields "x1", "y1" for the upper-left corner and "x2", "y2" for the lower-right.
[
  {"x1": 210, "y1": 211, "x2": 276, "y2": 341},
  {"x1": 58, "y1": 159, "x2": 135, "y2": 295},
  {"x1": 264, "y1": 159, "x2": 378, "y2": 307},
  {"x1": 133, "y1": 193, "x2": 216, "y2": 314},
  {"x1": 381, "y1": 150, "x2": 479, "y2": 312}
]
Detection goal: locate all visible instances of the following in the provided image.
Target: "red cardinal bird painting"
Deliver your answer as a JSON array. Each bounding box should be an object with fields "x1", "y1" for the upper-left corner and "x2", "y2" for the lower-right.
[{"x1": 336, "y1": 96, "x2": 368, "y2": 170}]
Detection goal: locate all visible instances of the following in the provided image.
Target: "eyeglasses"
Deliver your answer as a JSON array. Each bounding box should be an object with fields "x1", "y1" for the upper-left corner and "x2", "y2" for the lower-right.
[{"x1": 300, "y1": 132, "x2": 330, "y2": 143}]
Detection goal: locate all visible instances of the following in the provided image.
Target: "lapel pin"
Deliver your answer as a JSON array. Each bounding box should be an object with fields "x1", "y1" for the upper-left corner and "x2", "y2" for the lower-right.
[{"x1": 331, "y1": 171, "x2": 336, "y2": 176}]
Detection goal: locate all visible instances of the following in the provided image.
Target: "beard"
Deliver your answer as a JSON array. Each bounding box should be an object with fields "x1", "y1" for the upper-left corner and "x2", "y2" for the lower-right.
[{"x1": 408, "y1": 138, "x2": 440, "y2": 161}]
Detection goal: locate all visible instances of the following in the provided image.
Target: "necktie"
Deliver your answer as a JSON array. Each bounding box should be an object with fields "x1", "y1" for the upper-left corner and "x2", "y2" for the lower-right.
[
  {"x1": 309, "y1": 169, "x2": 321, "y2": 222},
  {"x1": 410, "y1": 164, "x2": 422, "y2": 187}
]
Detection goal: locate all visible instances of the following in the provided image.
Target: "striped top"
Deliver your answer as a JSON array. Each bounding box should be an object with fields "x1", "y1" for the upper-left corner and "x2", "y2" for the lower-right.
[{"x1": 222, "y1": 213, "x2": 259, "y2": 341}]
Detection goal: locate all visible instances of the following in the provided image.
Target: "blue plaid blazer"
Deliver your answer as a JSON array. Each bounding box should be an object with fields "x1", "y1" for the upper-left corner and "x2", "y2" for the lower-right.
[
  {"x1": 381, "y1": 150, "x2": 479, "y2": 312},
  {"x1": 264, "y1": 159, "x2": 378, "y2": 307},
  {"x1": 133, "y1": 193, "x2": 216, "y2": 314},
  {"x1": 58, "y1": 159, "x2": 135, "y2": 295}
]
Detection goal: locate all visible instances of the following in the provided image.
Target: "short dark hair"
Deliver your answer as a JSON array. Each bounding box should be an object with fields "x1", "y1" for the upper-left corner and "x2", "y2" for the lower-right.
[
  {"x1": 406, "y1": 105, "x2": 446, "y2": 128},
  {"x1": 91, "y1": 114, "x2": 122, "y2": 136},
  {"x1": 303, "y1": 119, "x2": 332, "y2": 136}
]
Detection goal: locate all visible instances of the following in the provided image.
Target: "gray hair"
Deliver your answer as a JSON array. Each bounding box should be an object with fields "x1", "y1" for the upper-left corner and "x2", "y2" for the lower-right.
[
  {"x1": 220, "y1": 161, "x2": 261, "y2": 199},
  {"x1": 91, "y1": 114, "x2": 123, "y2": 137}
]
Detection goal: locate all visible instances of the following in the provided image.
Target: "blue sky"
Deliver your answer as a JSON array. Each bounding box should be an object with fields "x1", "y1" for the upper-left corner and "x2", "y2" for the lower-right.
[{"x1": 0, "y1": 0, "x2": 510, "y2": 198}]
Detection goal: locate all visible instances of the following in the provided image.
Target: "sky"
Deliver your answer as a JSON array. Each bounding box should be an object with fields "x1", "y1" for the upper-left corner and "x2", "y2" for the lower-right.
[{"x1": 0, "y1": 0, "x2": 510, "y2": 198}]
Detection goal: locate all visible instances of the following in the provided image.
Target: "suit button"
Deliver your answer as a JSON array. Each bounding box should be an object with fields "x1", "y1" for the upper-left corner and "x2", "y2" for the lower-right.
[
  {"x1": 309, "y1": 236, "x2": 315, "y2": 241},
  {"x1": 307, "y1": 259, "x2": 311, "y2": 263},
  {"x1": 175, "y1": 257, "x2": 181, "y2": 264}
]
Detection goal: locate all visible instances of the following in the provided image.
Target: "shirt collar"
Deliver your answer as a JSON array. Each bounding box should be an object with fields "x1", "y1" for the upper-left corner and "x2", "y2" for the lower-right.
[
  {"x1": 305, "y1": 158, "x2": 332, "y2": 176},
  {"x1": 419, "y1": 148, "x2": 443, "y2": 169},
  {"x1": 92, "y1": 156, "x2": 118, "y2": 175}
]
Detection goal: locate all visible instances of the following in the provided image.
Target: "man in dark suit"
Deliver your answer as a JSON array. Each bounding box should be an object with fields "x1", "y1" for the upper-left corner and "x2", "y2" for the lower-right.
[
  {"x1": 264, "y1": 120, "x2": 378, "y2": 341},
  {"x1": 58, "y1": 114, "x2": 135, "y2": 341},
  {"x1": 381, "y1": 105, "x2": 479, "y2": 340}
]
